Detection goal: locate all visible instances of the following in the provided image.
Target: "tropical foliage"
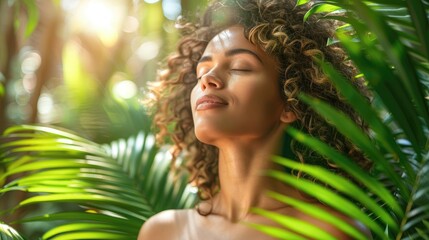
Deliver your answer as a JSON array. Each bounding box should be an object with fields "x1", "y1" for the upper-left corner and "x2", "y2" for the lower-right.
[
  {"x1": 0, "y1": 0, "x2": 206, "y2": 139},
  {"x1": 0, "y1": 125, "x2": 197, "y2": 239},
  {"x1": 1, "y1": 0, "x2": 429, "y2": 239},
  {"x1": 249, "y1": 0, "x2": 429, "y2": 239},
  {"x1": 0, "y1": 0, "x2": 205, "y2": 238}
]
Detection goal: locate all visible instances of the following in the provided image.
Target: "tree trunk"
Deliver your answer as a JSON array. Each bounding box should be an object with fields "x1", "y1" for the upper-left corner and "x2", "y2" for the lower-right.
[
  {"x1": 29, "y1": 2, "x2": 64, "y2": 124},
  {"x1": 0, "y1": 2, "x2": 17, "y2": 133}
]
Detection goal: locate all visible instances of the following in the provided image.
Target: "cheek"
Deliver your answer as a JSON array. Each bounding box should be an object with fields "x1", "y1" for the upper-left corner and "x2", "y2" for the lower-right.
[
  {"x1": 190, "y1": 84, "x2": 199, "y2": 111},
  {"x1": 233, "y1": 80, "x2": 284, "y2": 124},
  {"x1": 235, "y1": 80, "x2": 280, "y2": 107}
]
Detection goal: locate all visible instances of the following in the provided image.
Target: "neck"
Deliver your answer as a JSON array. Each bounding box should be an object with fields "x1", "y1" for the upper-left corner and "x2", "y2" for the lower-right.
[{"x1": 208, "y1": 125, "x2": 306, "y2": 222}]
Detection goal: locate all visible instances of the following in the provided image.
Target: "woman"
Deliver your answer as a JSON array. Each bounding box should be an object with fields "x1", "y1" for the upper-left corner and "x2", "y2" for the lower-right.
[{"x1": 139, "y1": 0, "x2": 371, "y2": 239}]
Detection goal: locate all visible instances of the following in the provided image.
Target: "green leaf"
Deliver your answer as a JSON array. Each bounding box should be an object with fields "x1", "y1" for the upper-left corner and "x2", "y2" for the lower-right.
[
  {"x1": 265, "y1": 191, "x2": 368, "y2": 240},
  {"x1": 286, "y1": 127, "x2": 402, "y2": 216},
  {"x1": 304, "y1": 3, "x2": 342, "y2": 21},
  {"x1": 405, "y1": 1, "x2": 429, "y2": 60},
  {"x1": 22, "y1": 0, "x2": 39, "y2": 37},
  {"x1": 44, "y1": 230, "x2": 128, "y2": 240},
  {"x1": 1, "y1": 127, "x2": 197, "y2": 238},
  {"x1": 0, "y1": 223, "x2": 24, "y2": 240},
  {"x1": 337, "y1": 32, "x2": 424, "y2": 155},
  {"x1": 266, "y1": 170, "x2": 387, "y2": 239},
  {"x1": 246, "y1": 222, "x2": 307, "y2": 240},
  {"x1": 1, "y1": 138, "x2": 103, "y2": 152},
  {"x1": 415, "y1": 228, "x2": 429, "y2": 240},
  {"x1": 19, "y1": 211, "x2": 143, "y2": 228},
  {"x1": 2, "y1": 159, "x2": 115, "y2": 179},
  {"x1": 0, "y1": 83, "x2": 4, "y2": 97},
  {"x1": 18, "y1": 193, "x2": 150, "y2": 212},
  {"x1": 403, "y1": 212, "x2": 429, "y2": 233},
  {"x1": 296, "y1": 0, "x2": 311, "y2": 6},
  {"x1": 272, "y1": 156, "x2": 398, "y2": 231},
  {"x1": 318, "y1": 60, "x2": 415, "y2": 179},
  {"x1": 251, "y1": 208, "x2": 338, "y2": 240},
  {"x1": 345, "y1": 1, "x2": 429, "y2": 137},
  {"x1": 42, "y1": 223, "x2": 133, "y2": 239},
  {"x1": 299, "y1": 94, "x2": 409, "y2": 199},
  {"x1": 408, "y1": 205, "x2": 429, "y2": 219},
  {"x1": 3, "y1": 125, "x2": 96, "y2": 144}
]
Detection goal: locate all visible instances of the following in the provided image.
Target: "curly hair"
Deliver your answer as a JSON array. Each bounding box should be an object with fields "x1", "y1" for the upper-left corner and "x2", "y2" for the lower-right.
[{"x1": 151, "y1": 0, "x2": 371, "y2": 203}]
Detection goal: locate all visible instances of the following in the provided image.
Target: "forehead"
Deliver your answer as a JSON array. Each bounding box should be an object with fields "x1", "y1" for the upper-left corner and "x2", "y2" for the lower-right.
[
  {"x1": 206, "y1": 26, "x2": 252, "y2": 50},
  {"x1": 203, "y1": 26, "x2": 271, "y2": 62}
]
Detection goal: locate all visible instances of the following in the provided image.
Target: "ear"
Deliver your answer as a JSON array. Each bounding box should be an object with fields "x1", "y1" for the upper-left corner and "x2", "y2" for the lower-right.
[{"x1": 280, "y1": 108, "x2": 297, "y2": 124}]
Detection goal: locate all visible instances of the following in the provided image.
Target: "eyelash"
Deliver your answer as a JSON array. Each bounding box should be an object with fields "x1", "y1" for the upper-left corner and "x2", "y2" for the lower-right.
[{"x1": 196, "y1": 68, "x2": 251, "y2": 80}]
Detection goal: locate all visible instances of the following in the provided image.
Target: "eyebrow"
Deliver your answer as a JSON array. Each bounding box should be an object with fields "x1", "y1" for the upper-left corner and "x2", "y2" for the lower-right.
[{"x1": 198, "y1": 48, "x2": 263, "y2": 64}]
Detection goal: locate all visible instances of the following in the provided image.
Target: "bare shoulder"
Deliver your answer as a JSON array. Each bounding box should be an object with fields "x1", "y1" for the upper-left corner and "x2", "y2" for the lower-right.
[{"x1": 138, "y1": 209, "x2": 190, "y2": 240}]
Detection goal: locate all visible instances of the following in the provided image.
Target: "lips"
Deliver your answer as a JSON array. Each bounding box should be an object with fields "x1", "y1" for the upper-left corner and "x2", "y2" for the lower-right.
[{"x1": 196, "y1": 94, "x2": 228, "y2": 111}]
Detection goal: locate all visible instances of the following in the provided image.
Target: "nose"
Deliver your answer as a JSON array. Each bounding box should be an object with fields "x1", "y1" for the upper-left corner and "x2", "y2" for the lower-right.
[{"x1": 199, "y1": 72, "x2": 224, "y2": 91}]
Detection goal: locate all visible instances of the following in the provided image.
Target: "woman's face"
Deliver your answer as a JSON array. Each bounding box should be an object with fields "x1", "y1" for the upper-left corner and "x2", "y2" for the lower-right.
[{"x1": 191, "y1": 26, "x2": 288, "y2": 145}]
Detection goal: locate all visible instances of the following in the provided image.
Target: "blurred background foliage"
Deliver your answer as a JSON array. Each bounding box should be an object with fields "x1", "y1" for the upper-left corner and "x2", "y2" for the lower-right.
[
  {"x1": 0, "y1": 0, "x2": 207, "y2": 237},
  {"x1": 0, "y1": 0, "x2": 207, "y2": 143}
]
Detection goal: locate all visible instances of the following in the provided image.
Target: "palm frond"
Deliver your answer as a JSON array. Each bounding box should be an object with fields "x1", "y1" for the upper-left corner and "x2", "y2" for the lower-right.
[
  {"x1": 0, "y1": 125, "x2": 197, "y2": 239},
  {"x1": 256, "y1": 0, "x2": 429, "y2": 239},
  {"x1": 0, "y1": 222, "x2": 24, "y2": 240},
  {"x1": 252, "y1": 207, "x2": 339, "y2": 240}
]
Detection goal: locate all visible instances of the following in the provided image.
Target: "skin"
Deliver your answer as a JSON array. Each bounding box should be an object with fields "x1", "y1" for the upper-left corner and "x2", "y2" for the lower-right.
[{"x1": 138, "y1": 26, "x2": 370, "y2": 240}]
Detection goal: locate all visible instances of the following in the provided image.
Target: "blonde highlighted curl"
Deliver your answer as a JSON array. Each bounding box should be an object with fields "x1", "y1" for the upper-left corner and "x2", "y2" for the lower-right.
[{"x1": 151, "y1": 0, "x2": 371, "y2": 203}]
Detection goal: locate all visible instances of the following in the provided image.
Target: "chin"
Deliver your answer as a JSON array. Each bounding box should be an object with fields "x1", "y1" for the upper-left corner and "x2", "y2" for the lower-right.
[{"x1": 194, "y1": 129, "x2": 218, "y2": 146}]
